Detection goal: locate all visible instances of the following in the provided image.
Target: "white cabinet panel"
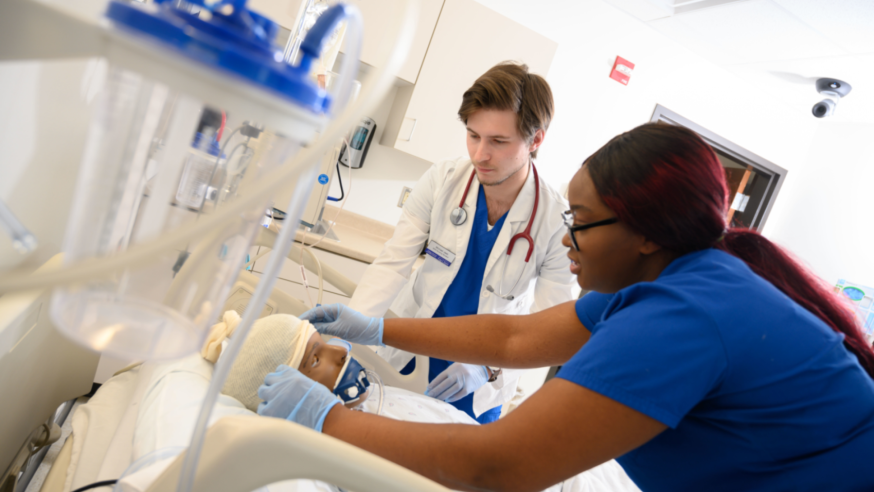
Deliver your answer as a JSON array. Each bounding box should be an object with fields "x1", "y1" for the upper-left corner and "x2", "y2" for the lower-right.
[
  {"x1": 248, "y1": 0, "x2": 300, "y2": 29},
  {"x1": 248, "y1": 0, "x2": 444, "y2": 85},
  {"x1": 382, "y1": 0, "x2": 558, "y2": 163},
  {"x1": 342, "y1": 0, "x2": 444, "y2": 84}
]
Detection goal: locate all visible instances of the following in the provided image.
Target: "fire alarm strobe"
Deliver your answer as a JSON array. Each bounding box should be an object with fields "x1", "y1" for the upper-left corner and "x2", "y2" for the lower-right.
[{"x1": 610, "y1": 56, "x2": 634, "y2": 85}]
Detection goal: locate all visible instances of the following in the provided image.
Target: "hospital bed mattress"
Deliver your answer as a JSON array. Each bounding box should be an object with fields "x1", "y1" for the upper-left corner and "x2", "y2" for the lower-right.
[{"x1": 51, "y1": 355, "x2": 640, "y2": 492}]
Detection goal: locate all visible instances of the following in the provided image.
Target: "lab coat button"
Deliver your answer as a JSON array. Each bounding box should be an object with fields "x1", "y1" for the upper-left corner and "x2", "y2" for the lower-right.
[{"x1": 482, "y1": 291, "x2": 490, "y2": 298}]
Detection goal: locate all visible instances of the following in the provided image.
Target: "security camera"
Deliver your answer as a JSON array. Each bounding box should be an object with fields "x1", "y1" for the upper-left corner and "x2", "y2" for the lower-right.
[{"x1": 812, "y1": 78, "x2": 851, "y2": 118}]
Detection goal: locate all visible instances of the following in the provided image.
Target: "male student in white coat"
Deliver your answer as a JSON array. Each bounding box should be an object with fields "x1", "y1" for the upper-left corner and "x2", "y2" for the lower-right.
[{"x1": 347, "y1": 62, "x2": 577, "y2": 423}]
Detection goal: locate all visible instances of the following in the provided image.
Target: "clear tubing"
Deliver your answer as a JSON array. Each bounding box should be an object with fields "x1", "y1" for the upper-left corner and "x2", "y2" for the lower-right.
[
  {"x1": 196, "y1": 126, "x2": 243, "y2": 213},
  {"x1": 299, "y1": 244, "x2": 324, "y2": 307},
  {"x1": 112, "y1": 446, "x2": 186, "y2": 492},
  {"x1": 175, "y1": 163, "x2": 319, "y2": 492},
  {"x1": 328, "y1": 7, "x2": 363, "y2": 116},
  {"x1": 0, "y1": 0, "x2": 418, "y2": 294},
  {"x1": 0, "y1": 198, "x2": 37, "y2": 254},
  {"x1": 283, "y1": 0, "x2": 314, "y2": 64},
  {"x1": 365, "y1": 369, "x2": 385, "y2": 416}
]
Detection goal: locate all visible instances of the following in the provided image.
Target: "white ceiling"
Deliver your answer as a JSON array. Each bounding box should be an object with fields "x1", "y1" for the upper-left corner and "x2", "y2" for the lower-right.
[{"x1": 603, "y1": 0, "x2": 874, "y2": 123}]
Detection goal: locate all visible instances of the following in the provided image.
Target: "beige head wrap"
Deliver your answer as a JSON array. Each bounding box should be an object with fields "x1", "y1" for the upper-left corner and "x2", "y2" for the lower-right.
[{"x1": 201, "y1": 311, "x2": 317, "y2": 411}]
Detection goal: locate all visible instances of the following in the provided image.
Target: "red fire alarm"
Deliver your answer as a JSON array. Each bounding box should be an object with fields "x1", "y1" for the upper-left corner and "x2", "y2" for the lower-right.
[{"x1": 610, "y1": 56, "x2": 634, "y2": 85}]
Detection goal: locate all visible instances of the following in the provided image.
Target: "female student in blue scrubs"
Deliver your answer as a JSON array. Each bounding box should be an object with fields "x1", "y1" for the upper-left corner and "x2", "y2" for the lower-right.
[{"x1": 258, "y1": 123, "x2": 874, "y2": 492}]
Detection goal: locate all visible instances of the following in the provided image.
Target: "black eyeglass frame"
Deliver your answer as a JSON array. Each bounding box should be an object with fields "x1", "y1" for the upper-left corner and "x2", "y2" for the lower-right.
[{"x1": 561, "y1": 211, "x2": 619, "y2": 251}]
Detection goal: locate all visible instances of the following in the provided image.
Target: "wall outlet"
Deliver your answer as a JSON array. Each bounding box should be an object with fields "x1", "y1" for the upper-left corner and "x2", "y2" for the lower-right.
[{"x1": 398, "y1": 186, "x2": 413, "y2": 208}]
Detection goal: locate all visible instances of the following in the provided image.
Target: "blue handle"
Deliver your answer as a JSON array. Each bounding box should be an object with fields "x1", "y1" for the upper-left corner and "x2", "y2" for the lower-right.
[
  {"x1": 155, "y1": 0, "x2": 246, "y2": 12},
  {"x1": 297, "y1": 4, "x2": 354, "y2": 72},
  {"x1": 153, "y1": 0, "x2": 275, "y2": 44}
]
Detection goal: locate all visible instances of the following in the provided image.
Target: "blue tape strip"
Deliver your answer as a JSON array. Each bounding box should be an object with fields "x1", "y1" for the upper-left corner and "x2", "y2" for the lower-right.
[{"x1": 425, "y1": 248, "x2": 450, "y2": 267}]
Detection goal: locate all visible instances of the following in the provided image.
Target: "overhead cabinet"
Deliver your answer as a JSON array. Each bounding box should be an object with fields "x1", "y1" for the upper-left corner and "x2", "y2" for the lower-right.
[
  {"x1": 250, "y1": 0, "x2": 557, "y2": 164},
  {"x1": 380, "y1": 0, "x2": 558, "y2": 164},
  {"x1": 248, "y1": 0, "x2": 444, "y2": 85}
]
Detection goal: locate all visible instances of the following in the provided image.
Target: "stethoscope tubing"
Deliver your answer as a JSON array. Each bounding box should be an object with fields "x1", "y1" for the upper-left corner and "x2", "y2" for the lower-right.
[
  {"x1": 454, "y1": 163, "x2": 539, "y2": 264},
  {"x1": 507, "y1": 164, "x2": 539, "y2": 263}
]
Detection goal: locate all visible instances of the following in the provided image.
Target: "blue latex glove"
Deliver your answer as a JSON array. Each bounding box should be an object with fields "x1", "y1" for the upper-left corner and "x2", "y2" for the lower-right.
[
  {"x1": 257, "y1": 365, "x2": 341, "y2": 432},
  {"x1": 299, "y1": 303, "x2": 384, "y2": 346},
  {"x1": 425, "y1": 363, "x2": 490, "y2": 403}
]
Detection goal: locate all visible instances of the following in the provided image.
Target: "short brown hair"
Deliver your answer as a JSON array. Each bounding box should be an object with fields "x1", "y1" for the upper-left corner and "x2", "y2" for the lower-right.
[{"x1": 458, "y1": 62, "x2": 554, "y2": 158}]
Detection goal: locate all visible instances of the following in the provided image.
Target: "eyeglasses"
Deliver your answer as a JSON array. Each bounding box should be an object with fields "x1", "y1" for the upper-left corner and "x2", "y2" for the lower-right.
[{"x1": 561, "y1": 211, "x2": 618, "y2": 251}]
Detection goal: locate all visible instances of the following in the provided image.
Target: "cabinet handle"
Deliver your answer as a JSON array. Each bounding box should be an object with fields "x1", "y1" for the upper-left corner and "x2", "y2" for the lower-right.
[{"x1": 401, "y1": 117, "x2": 417, "y2": 142}]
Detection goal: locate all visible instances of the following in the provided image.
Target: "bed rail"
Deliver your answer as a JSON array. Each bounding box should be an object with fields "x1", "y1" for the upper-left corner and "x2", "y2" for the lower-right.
[{"x1": 145, "y1": 415, "x2": 450, "y2": 492}]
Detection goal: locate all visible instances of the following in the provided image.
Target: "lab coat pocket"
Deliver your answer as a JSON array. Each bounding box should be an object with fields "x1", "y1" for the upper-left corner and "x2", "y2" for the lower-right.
[{"x1": 410, "y1": 254, "x2": 451, "y2": 312}]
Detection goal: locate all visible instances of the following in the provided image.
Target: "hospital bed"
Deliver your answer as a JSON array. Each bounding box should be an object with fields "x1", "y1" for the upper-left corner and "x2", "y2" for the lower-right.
[{"x1": 1, "y1": 233, "x2": 639, "y2": 492}]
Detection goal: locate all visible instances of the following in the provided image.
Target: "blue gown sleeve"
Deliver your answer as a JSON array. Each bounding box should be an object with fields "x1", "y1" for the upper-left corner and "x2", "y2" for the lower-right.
[
  {"x1": 559, "y1": 284, "x2": 728, "y2": 428},
  {"x1": 574, "y1": 292, "x2": 614, "y2": 331}
]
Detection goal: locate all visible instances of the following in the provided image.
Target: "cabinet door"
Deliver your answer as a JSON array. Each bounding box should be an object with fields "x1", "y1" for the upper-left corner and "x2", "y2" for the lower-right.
[
  {"x1": 387, "y1": 0, "x2": 557, "y2": 163},
  {"x1": 248, "y1": 0, "x2": 444, "y2": 85},
  {"x1": 248, "y1": 0, "x2": 300, "y2": 30},
  {"x1": 342, "y1": 0, "x2": 444, "y2": 84}
]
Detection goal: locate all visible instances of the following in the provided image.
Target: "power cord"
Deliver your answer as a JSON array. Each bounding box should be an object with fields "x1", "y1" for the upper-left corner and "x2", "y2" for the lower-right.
[
  {"x1": 71, "y1": 479, "x2": 118, "y2": 492},
  {"x1": 327, "y1": 161, "x2": 345, "y2": 202}
]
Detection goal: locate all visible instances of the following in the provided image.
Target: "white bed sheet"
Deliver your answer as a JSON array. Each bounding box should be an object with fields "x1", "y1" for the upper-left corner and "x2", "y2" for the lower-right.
[{"x1": 65, "y1": 365, "x2": 144, "y2": 492}]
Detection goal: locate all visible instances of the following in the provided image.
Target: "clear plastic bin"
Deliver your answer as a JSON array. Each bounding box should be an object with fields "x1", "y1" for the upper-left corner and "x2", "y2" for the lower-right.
[{"x1": 50, "y1": 0, "x2": 349, "y2": 360}]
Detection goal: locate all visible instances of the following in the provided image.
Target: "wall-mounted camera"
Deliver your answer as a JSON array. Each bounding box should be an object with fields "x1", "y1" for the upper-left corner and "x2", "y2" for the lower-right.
[{"x1": 812, "y1": 78, "x2": 852, "y2": 118}]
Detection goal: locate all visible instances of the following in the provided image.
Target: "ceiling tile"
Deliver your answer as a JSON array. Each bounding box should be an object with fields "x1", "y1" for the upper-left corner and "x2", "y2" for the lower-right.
[
  {"x1": 772, "y1": 0, "x2": 874, "y2": 55},
  {"x1": 601, "y1": 0, "x2": 673, "y2": 22},
  {"x1": 648, "y1": 0, "x2": 847, "y2": 65}
]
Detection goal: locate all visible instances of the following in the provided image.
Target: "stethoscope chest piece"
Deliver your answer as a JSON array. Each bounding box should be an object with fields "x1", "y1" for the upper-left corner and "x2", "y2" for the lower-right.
[{"x1": 450, "y1": 207, "x2": 467, "y2": 226}]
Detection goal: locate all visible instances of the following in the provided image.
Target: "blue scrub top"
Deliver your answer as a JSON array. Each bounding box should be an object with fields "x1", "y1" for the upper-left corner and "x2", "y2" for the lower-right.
[
  {"x1": 402, "y1": 186, "x2": 506, "y2": 424},
  {"x1": 559, "y1": 249, "x2": 874, "y2": 492}
]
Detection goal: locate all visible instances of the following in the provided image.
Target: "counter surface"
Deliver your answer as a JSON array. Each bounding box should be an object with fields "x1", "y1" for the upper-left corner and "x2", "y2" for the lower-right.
[{"x1": 276, "y1": 205, "x2": 424, "y2": 269}]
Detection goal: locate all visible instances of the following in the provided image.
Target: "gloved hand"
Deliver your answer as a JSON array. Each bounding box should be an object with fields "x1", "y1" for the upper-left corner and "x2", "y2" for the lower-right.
[
  {"x1": 257, "y1": 365, "x2": 341, "y2": 432},
  {"x1": 425, "y1": 363, "x2": 490, "y2": 403},
  {"x1": 299, "y1": 303, "x2": 384, "y2": 346}
]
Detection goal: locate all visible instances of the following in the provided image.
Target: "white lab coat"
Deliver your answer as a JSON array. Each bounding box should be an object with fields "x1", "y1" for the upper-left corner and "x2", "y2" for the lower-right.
[{"x1": 349, "y1": 157, "x2": 578, "y2": 415}]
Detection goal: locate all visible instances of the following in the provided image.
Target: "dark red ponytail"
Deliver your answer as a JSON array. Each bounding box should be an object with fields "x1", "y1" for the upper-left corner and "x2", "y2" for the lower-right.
[{"x1": 585, "y1": 123, "x2": 874, "y2": 379}]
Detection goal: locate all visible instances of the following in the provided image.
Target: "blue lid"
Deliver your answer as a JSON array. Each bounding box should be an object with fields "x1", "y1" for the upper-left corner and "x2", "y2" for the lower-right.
[
  {"x1": 192, "y1": 132, "x2": 223, "y2": 157},
  {"x1": 105, "y1": 0, "x2": 354, "y2": 114}
]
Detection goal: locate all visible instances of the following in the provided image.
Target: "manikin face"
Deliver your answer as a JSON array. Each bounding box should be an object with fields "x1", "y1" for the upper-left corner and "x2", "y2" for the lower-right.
[
  {"x1": 465, "y1": 109, "x2": 542, "y2": 187},
  {"x1": 298, "y1": 331, "x2": 368, "y2": 408}
]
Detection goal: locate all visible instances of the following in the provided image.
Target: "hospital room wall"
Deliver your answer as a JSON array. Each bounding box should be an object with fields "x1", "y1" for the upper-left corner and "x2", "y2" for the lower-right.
[{"x1": 763, "y1": 122, "x2": 874, "y2": 288}]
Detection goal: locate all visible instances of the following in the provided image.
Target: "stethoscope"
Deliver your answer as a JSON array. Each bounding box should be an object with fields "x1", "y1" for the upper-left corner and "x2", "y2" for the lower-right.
[{"x1": 450, "y1": 163, "x2": 540, "y2": 301}]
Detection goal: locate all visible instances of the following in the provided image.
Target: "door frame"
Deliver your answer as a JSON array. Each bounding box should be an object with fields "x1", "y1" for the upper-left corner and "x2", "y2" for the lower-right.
[{"x1": 650, "y1": 105, "x2": 788, "y2": 231}]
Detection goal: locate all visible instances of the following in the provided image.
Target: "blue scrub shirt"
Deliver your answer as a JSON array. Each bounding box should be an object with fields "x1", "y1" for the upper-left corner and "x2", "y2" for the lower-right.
[
  {"x1": 560, "y1": 249, "x2": 874, "y2": 491},
  {"x1": 401, "y1": 186, "x2": 506, "y2": 424}
]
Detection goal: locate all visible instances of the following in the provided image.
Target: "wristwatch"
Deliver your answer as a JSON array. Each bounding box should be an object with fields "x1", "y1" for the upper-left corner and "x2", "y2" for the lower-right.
[{"x1": 486, "y1": 366, "x2": 502, "y2": 382}]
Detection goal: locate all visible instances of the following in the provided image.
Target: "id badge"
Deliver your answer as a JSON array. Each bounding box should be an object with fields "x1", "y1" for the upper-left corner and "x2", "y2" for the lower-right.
[{"x1": 424, "y1": 240, "x2": 456, "y2": 267}]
